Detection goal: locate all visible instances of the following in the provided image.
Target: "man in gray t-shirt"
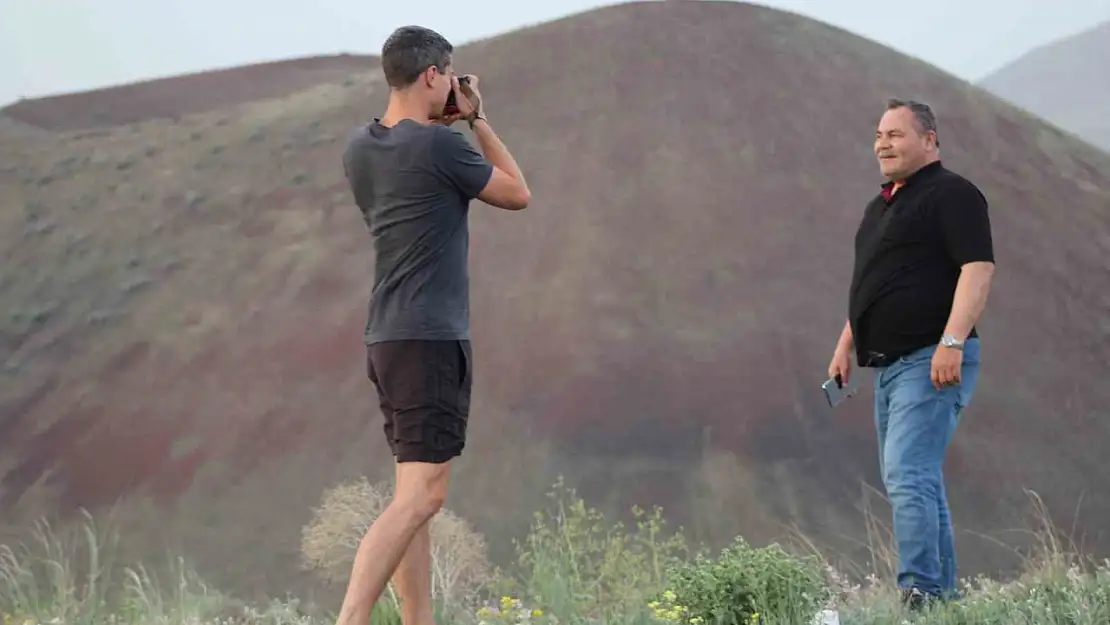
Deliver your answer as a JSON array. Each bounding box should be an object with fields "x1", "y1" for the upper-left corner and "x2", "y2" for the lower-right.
[
  {"x1": 346, "y1": 120, "x2": 492, "y2": 345},
  {"x1": 334, "y1": 25, "x2": 531, "y2": 625}
]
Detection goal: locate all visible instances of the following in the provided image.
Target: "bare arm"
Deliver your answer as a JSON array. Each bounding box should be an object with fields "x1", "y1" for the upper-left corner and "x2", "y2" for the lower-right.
[
  {"x1": 470, "y1": 118, "x2": 530, "y2": 211},
  {"x1": 446, "y1": 75, "x2": 530, "y2": 211},
  {"x1": 432, "y1": 119, "x2": 529, "y2": 211},
  {"x1": 834, "y1": 319, "x2": 854, "y2": 355},
  {"x1": 943, "y1": 262, "x2": 994, "y2": 340}
]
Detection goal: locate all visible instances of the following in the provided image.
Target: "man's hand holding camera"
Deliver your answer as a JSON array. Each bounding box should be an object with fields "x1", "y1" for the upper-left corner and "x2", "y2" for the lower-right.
[
  {"x1": 432, "y1": 70, "x2": 530, "y2": 210},
  {"x1": 436, "y1": 74, "x2": 485, "y2": 128}
]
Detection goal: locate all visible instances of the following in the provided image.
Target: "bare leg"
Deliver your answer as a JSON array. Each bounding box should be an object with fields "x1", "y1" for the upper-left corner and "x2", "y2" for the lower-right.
[
  {"x1": 393, "y1": 520, "x2": 435, "y2": 625},
  {"x1": 334, "y1": 462, "x2": 451, "y2": 625}
]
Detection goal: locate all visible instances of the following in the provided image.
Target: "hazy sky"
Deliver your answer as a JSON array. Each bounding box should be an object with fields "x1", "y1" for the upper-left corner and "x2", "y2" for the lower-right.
[{"x1": 2, "y1": 0, "x2": 1108, "y2": 106}]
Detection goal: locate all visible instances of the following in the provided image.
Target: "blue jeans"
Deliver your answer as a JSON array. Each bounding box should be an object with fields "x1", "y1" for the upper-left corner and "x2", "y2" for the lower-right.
[{"x1": 871, "y1": 338, "x2": 981, "y2": 598}]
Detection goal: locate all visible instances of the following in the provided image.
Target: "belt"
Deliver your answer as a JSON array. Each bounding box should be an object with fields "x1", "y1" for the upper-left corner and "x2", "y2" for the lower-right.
[{"x1": 860, "y1": 351, "x2": 897, "y2": 368}]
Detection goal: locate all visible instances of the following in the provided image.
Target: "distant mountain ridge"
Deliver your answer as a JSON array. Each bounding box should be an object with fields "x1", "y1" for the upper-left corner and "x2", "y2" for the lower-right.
[
  {"x1": 0, "y1": 53, "x2": 377, "y2": 132},
  {"x1": 979, "y1": 19, "x2": 1110, "y2": 151}
]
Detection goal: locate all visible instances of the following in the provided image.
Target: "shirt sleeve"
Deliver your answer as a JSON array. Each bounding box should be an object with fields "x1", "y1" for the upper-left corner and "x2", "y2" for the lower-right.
[
  {"x1": 432, "y1": 126, "x2": 494, "y2": 200},
  {"x1": 935, "y1": 179, "x2": 995, "y2": 266}
]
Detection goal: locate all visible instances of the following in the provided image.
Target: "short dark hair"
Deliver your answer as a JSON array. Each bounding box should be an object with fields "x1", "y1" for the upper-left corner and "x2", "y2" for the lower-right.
[
  {"x1": 380, "y1": 26, "x2": 453, "y2": 89},
  {"x1": 886, "y1": 97, "x2": 940, "y2": 147}
]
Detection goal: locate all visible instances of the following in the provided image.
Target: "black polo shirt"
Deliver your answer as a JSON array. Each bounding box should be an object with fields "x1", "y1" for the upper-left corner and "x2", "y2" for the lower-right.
[{"x1": 847, "y1": 160, "x2": 994, "y2": 367}]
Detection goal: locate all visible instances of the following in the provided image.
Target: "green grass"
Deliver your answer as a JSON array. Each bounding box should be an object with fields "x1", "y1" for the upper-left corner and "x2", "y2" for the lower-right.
[{"x1": 2, "y1": 479, "x2": 1108, "y2": 625}]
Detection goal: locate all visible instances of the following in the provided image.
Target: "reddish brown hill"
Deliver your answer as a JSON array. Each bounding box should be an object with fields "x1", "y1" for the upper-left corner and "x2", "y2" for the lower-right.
[
  {"x1": 0, "y1": 53, "x2": 376, "y2": 132},
  {"x1": 3, "y1": 0, "x2": 1110, "y2": 602}
]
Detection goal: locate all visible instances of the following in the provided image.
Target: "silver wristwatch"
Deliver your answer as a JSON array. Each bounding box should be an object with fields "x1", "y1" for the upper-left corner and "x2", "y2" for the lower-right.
[{"x1": 940, "y1": 334, "x2": 964, "y2": 350}]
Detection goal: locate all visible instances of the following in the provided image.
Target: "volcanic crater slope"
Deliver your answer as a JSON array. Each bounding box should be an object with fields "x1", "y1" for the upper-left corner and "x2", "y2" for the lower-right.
[{"x1": 2, "y1": 0, "x2": 1110, "y2": 601}]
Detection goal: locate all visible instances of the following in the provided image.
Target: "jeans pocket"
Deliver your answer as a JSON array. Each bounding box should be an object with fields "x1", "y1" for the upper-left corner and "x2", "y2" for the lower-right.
[
  {"x1": 881, "y1": 349, "x2": 933, "y2": 388},
  {"x1": 897, "y1": 344, "x2": 936, "y2": 366}
]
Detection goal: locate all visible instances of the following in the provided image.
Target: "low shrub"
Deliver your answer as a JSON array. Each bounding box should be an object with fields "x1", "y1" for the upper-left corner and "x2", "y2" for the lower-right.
[
  {"x1": 650, "y1": 536, "x2": 832, "y2": 625},
  {"x1": 489, "y1": 476, "x2": 689, "y2": 622}
]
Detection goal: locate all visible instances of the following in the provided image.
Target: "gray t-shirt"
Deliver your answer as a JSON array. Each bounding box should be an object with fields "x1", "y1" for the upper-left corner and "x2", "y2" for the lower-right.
[{"x1": 343, "y1": 119, "x2": 494, "y2": 344}]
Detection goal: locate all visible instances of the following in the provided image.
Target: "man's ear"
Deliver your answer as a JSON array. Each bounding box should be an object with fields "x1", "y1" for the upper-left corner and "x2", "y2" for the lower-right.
[{"x1": 421, "y1": 66, "x2": 437, "y2": 89}]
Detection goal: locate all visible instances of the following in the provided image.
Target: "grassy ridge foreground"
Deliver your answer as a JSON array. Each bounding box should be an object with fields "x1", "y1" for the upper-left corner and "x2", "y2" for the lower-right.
[{"x1": 1, "y1": 479, "x2": 1108, "y2": 625}]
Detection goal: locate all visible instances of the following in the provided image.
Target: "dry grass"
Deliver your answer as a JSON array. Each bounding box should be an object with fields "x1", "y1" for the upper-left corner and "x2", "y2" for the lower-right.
[
  {"x1": 299, "y1": 477, "x2": 492, "y2": 608},
  {"x1": 2, "y1": 477, "x2": 1110, "y2": 624}
]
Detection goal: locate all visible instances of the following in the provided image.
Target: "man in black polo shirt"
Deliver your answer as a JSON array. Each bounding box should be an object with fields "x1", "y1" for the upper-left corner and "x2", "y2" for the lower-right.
[{"x1": 827, "y1": 98, "x2": 995, "y2": 610}]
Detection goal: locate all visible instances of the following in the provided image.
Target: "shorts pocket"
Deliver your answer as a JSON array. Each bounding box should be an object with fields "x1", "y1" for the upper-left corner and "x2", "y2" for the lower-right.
[
  {"x1": 431, "y1": 341, "x2": 470, "y2": 411},
  {"x1": 455, "y1": 341, "x2": 472, "y2": 415}
]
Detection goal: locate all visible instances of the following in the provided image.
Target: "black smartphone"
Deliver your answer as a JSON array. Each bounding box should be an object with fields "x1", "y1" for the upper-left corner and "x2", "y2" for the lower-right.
[{"x1": 821, "y1": 374, "x2": 858, "y2": 408}]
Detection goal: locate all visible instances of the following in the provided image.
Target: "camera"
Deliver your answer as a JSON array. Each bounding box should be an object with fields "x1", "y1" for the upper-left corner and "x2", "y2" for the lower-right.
[{"x1": 443, "y1": 75, "x2": 472, "y2": 116}]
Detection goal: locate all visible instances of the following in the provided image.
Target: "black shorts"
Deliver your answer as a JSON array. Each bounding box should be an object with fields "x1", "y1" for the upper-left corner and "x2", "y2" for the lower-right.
[{"x1": 366, "y1": 339, "x2": 472, "y2": 464}]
